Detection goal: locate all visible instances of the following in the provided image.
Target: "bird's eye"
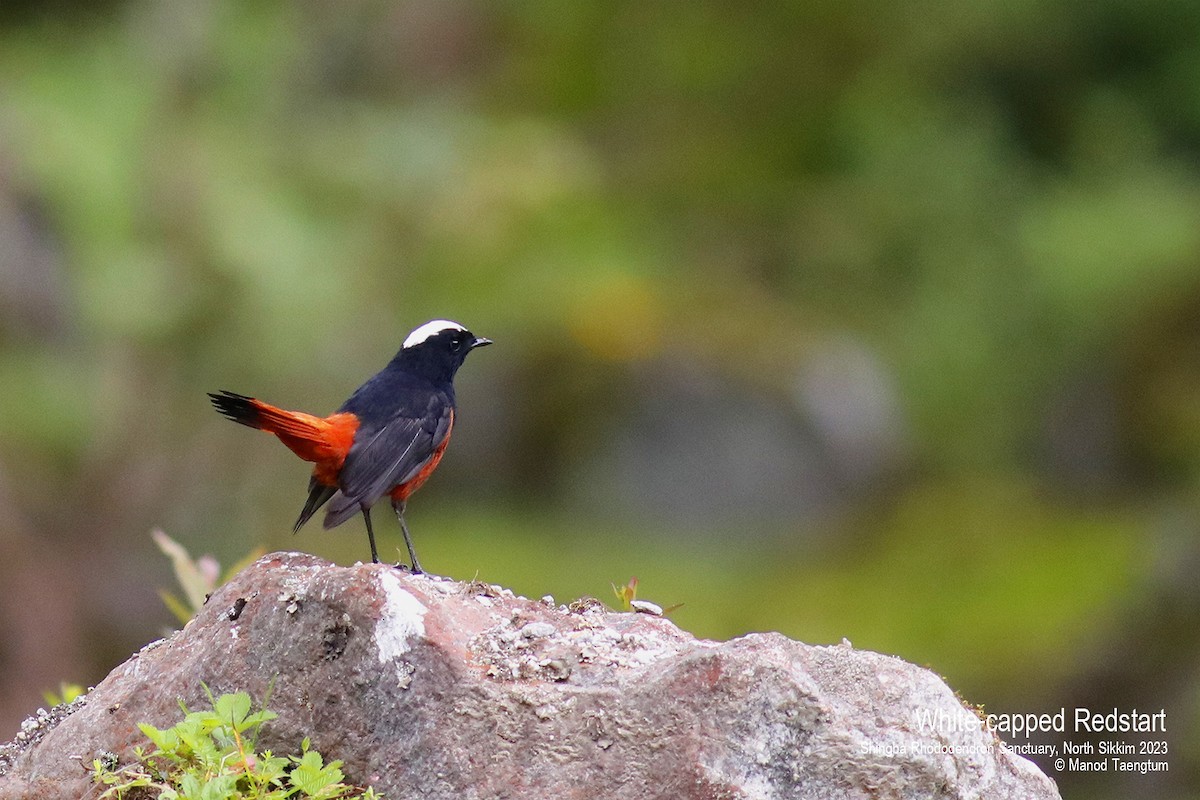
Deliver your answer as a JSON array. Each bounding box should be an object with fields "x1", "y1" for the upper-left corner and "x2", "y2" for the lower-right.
[{"x1": 450, "y1": 336, "x2": 463, "y2": 352}]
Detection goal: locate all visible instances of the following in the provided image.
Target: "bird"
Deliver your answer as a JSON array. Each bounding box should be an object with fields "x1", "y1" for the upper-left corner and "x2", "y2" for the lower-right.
[{"x1": 208, "y1": 319, "x2": 492, "y2": 571}]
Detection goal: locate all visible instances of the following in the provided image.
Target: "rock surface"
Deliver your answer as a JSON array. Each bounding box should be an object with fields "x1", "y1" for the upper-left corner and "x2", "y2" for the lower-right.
[{"x1": 0, "y1": 552, "x2": 1060, "y2": 799}]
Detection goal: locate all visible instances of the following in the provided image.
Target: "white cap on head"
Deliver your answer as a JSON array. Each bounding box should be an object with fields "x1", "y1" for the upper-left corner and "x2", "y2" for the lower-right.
[{"x1": 403, "y1": 319, "x2": 467, "y2": 349}]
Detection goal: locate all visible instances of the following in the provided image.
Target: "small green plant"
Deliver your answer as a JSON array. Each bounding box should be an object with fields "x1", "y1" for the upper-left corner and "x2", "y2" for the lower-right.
[
  {"x1": 611, "y1": 576, "x2": 640, "y2": 609},
  {"x1": 154, "y1": 529, "x2": 264, "y2": 625},
  {"x1": 611, "y1": 576, "x2": 683, "y2": 616},
  {"x1": 91, "y1": 688, "x2": 381, "y2": 799}
]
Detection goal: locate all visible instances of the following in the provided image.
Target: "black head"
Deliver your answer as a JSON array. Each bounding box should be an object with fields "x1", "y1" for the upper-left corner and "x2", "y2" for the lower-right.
[{"x1": 394, "y1": 319, "x2": 492, "y2": 383}]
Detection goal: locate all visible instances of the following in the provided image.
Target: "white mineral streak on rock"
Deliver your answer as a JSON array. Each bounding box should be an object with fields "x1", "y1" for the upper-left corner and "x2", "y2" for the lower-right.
[{"x1": 375, "y1": 569, "x2": 428, "y2": 686}]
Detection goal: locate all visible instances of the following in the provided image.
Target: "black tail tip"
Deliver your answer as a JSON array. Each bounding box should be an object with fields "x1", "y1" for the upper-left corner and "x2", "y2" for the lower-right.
[{"x1": 208, "y1": 390, "x2": 260, "y2": 426}]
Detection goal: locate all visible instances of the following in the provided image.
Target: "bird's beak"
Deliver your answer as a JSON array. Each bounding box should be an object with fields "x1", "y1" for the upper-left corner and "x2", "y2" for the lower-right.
[{"x1": 471, "y1": 336, "x2": 493, "y2": 349}]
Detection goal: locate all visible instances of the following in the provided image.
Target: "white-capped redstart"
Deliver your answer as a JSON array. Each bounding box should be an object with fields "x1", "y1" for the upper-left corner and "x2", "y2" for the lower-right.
[{"x1": 209, "y1": 320, "x2": 491, "y2": 571}]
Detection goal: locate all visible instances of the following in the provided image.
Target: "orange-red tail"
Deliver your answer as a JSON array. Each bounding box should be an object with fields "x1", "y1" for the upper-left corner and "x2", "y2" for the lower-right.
[{"x1": 209, "y1": 390, "x2": 358, "y2": 484}]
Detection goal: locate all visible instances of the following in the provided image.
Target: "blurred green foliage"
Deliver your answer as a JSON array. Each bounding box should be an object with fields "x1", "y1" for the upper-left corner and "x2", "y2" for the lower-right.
[{"x1": 1, "y1": 1, "x2": 1199, "y2": 796}]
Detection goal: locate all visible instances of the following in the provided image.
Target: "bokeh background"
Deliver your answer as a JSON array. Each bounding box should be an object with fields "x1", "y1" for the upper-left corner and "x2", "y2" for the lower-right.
[{"x1": 1, "y1": 1, "x2": 1199, "y2": 796}]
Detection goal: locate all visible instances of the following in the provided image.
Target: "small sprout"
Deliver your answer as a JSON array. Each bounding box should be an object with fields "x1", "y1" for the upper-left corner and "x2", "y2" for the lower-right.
[
  {"x1": 612, "y1": 577, "x2": 639, "y2": 610},
  {"x1": 612, "y1": 577, "x2": 683, "y2": 616}
]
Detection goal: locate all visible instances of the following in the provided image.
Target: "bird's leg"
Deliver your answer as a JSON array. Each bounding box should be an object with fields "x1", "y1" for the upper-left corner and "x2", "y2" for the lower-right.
[
  {"x1": 361, "y1": 507, "x2": 380, "y2": 564},
  {"x1": 392, "y1": 499, "x2": 423, "y2": 574}
]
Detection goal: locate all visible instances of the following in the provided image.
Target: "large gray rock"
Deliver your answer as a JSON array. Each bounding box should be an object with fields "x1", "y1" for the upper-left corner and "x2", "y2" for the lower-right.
[{"x1": 0, "y1": 552, "x2": 1059, "y2": 799}]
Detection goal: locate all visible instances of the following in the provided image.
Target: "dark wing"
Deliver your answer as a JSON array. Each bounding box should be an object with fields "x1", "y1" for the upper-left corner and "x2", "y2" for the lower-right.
[{"x1": 321, "y1": 394, "x2": 452, "y2": 528}]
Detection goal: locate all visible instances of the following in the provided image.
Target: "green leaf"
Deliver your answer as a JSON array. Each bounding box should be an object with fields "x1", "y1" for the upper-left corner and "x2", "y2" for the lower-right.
[
  {"x1": 255, "y1": 751, "x2": 289, "y2": 785},
  {"x1": 240, "y1": 708, "x2": 279, "y2": 733},
  {"x1": 212, "y1": 691, "x2": 252, "y2": 727},
  {"x1": 176, "y1": 772, "x2": 204, "y2": 797},
  {"x1": 198, "y1": 772, "x2": 238, "y2": 800},
  {"x1": 289, "y1": 748, "x2": 346, "y2": 796},
  {"x1": 138, "y1": 722, "x2": 178, "y2": 752}
]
